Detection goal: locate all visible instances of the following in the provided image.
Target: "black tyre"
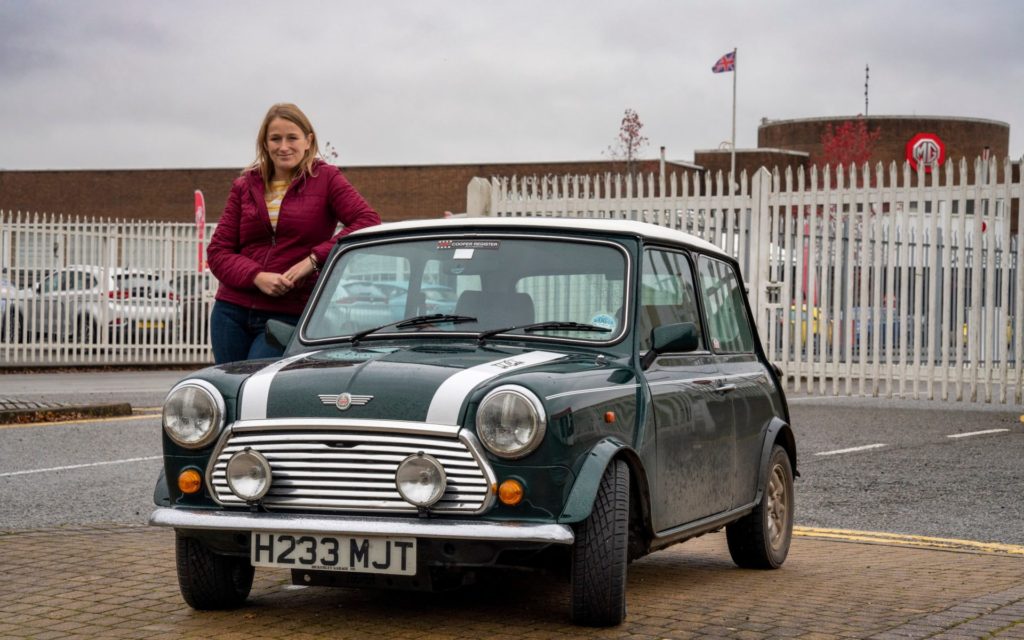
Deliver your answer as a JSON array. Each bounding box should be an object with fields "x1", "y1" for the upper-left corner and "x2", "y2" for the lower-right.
[
  {"x1": 175, "y1": 532, "x2": 254, "y2": 610},
  {"x1": 726, "y1": 444, "x2": 794, "y2": 569},
  {"x1": 76, "y1": 315, "x2": 98, "y2": 344},
  {"x1": 4, "y1": 310, "x2": 24, "y2": 343},
  {"x1": 570, "y1": 459, "x2": 629, "y2": 626}
]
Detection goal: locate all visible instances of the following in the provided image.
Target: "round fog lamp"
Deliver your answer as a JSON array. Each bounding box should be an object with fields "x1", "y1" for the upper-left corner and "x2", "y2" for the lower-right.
[
  {"x1": 395, "y1": 453, "x2": 447, "y2": 507},
  {"x1": 226, "y1": 448, "x2": 272, "y2": 502}
]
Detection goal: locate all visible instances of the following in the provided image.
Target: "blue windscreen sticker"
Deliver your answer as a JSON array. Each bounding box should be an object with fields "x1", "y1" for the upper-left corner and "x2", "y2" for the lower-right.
[{"x1": 590, "y1": 313, "x2": 616, "y2": 331}]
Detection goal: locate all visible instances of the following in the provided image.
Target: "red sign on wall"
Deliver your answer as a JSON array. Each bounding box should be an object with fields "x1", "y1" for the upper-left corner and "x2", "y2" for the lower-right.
[{"x1": 905, "y1": 133, "x2": 946, "y2": 173}]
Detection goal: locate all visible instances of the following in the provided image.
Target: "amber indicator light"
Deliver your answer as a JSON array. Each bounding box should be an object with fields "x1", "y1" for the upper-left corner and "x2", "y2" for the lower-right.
[
  {"x1": 178, "y1": 469, "x2": 203, "y2": 494},
  {"x1": 498, "y1": 479, "x2": 524, "y2": 506},
  {"x1": 604, "y1": 411, "x2": 616, "y2": 423}
]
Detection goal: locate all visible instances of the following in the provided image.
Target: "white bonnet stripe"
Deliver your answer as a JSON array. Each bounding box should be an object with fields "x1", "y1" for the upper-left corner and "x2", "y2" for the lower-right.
[
  {"x1": 425, "y1": 351, "x2": 565, "y2": 426},
  {"x1": 239, "y1": 352, "x2": 316, "y2": 420}
]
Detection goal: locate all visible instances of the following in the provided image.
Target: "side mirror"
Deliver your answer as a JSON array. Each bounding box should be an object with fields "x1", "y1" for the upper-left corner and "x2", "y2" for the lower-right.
[
  {"x1": 265, "y1": 318, "x2": 296, "y2": 350},
  {"x1": 641, "y1": 322, "x2": 699, "y2": 369}
]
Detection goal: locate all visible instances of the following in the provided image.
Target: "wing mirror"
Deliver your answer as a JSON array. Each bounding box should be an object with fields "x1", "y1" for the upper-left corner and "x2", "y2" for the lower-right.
[
  {"x1": 265, "y1": 319, "x2": 296, "y2": 350},
  {"x1": 641, "y1": 322, "x2": 699, "y2": 369}
]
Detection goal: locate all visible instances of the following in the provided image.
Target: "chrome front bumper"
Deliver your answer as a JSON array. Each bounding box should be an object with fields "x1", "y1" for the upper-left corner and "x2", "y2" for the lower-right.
[{"x1": 149, "y1": 507, "x2": 575, "y2": 545}]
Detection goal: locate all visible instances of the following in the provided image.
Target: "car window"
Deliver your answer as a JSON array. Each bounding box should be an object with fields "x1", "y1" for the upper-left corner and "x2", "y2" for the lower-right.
[
  {"x1": 79, "y1": 272, "x2": 98, "y2": 290},
  {"x1": 697, "y1": 255, "x2": 754, "y2": 353},
  {"x1": 304, "y1": 237, "x2": 626, "y2": 341},
  {"x1": 638, "y1": 249, "x2": 703, "y2": 352},
  {"x1": 38, "y1": 273, "x2": 60, "y2": 293},
  {"x1": 114, "y1": 274, "x2": 174, "y2": 299}
]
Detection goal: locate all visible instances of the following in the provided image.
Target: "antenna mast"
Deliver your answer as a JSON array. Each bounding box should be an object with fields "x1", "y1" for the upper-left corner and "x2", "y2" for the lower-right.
[{"x1": 865, "y1": 64, "x2": 870, "y2": 116}]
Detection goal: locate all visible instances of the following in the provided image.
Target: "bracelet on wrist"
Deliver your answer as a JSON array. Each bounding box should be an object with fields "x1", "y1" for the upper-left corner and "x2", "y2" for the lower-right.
[{"x1": 308, "y1": 253, "x2": 320, "y2": 271}]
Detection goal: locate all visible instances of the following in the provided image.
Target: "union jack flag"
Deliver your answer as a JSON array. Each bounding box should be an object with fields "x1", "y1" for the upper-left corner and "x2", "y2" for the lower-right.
[{"x1": 712, "y1": 51, "x2": 735, "y2": 73}]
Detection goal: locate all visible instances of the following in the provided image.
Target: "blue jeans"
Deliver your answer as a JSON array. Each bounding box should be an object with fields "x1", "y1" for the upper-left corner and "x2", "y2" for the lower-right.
[{"x1": 210, "y1": 300, "x2": 301, "y2": 364}]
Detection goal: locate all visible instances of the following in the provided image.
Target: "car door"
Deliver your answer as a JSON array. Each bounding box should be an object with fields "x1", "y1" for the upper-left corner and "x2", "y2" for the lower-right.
[
  {"x1": 696, "y1": 255, "x2": 772, "y2": 508},
  {"x1": 640, "y1": 248, "x2": 735, "y2": 532}
]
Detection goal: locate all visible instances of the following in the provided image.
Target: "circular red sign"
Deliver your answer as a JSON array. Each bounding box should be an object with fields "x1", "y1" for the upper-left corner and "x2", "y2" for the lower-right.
[{"x1": 905, "y1": 133, "x2": 946, "y2": 173}]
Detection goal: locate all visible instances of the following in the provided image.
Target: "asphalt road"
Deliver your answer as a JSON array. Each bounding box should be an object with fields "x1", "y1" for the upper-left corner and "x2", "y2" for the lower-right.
[
  {"x1": 788, "y1": 396, "x2": 1024, "y2": 545},
  {"x1": 1, "y1": 392, "x2": 1022, "y2": 544},
  {"x1": 0, "y1": 414, "x2": 163, "y2": 528}
]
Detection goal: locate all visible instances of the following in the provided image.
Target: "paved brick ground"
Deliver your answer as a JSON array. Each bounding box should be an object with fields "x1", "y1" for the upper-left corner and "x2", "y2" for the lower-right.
[{"x1": 1, "y1": 526, "x2": 1022, "y2": 639}]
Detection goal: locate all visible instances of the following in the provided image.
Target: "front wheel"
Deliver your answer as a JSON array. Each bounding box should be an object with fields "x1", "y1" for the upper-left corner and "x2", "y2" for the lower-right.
[
  {"x1": 726, "y1": 444, "x2": 794, "y2": 569},
  {"x1": 175, "y1": 532, "x2": 254, "y2": 610},
  {"x1": 76, "y1": 315, "x2": 98, "y2": 344},
  {"x1": 3, "y1": 310, "x2": 25, "y2": 342},
  {"x1": 570, "y1": 459, "x2": 629, "y2": 626}
]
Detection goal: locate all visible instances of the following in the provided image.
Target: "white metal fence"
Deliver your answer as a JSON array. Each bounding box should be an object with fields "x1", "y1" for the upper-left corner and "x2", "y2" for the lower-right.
[
  {"x1": 483, "y1": 158, "x2": 1023, "y2": 405},
  {"x1": 0, "y1": 212, "x2": 216, "y2": 366},
  {"x1": 3, "y1": 160, "x2": 1022, "y2": 406}
]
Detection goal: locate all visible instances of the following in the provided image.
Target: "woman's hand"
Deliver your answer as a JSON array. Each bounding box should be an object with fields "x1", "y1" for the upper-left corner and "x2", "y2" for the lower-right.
[
  {"x1": 282, "y1": 256, "x2": 317, "y2": 284},
  {"x1": 254, "y1": 272, "x2": 295, "y2": 297}
]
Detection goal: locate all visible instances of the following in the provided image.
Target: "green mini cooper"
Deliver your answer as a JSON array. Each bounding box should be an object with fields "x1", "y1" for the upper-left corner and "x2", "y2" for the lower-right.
[{"x1": 151, "y1": 217, "x2": 796, "y2": 626}]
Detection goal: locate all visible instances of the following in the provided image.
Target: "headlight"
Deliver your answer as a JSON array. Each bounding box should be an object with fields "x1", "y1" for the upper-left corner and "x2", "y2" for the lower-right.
[
  {"x1": 475, "y1": 385, "x2": 546, "y2": 459},
  {"x1": 162, "y1": 380, "x2": 225, "y2": 449},
  {"x1": 226, "y1": 448, "x2": 272, "y2": 501}
]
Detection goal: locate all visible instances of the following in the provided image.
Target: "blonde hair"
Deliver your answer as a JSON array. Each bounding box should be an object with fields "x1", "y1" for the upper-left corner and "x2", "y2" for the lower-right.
[{"x1": 248, "y1": 103, "x2": 321, "y2": 187}]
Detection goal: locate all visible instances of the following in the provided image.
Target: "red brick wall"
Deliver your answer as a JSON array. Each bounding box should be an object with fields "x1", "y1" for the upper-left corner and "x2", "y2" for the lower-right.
[
  {"x1": 757, "y1": 116, "x2": 1010, "y2": 175},
  {"x1": 694, "y1": 149, "x2": 810, "y2": 180},
  {"x1": 0, "y1": 168, "x2": 239, "y2": 224},
  {"x1": 0, "y1": 160, "x2": 680, "y2": 224}
]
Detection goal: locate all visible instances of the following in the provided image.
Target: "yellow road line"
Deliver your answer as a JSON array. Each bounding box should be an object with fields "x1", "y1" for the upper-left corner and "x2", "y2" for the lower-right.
[
  {"x1": 795, "y1": 526, "x2": 1024, "y2": 556},
  {"x1": 0, "y1": 413, "x2": 161, "y2": 430}
]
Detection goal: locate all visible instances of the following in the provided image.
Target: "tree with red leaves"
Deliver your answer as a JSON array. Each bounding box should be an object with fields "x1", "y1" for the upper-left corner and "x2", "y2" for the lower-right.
[
  {"x1": 819, "y1": 119, "x2": 882, "y2": 171},
  {"x1": 604, "y1": 108, "x2": 649, "y2": 179}
]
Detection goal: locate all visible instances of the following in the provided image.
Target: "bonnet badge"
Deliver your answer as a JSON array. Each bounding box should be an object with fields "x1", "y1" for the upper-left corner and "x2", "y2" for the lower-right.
[{"x1": 318, "y1": 392, "x2": 373, "y2": 411}]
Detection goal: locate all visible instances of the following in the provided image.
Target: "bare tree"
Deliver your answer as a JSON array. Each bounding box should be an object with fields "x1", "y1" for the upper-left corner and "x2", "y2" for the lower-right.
[{"x1": 604, "y1": 108, "x2": 649, "y2": 179}]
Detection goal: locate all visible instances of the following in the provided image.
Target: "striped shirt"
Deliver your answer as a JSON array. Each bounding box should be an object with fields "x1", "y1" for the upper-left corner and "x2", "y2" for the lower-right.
[{"x1": 265, "y1": 180, "x2": 289, "y2": 230}]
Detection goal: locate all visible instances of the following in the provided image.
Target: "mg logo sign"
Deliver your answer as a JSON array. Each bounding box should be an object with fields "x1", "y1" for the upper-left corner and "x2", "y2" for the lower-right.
[{"x1": 906, "y1": 133, "x2": 946, "y2": 173}]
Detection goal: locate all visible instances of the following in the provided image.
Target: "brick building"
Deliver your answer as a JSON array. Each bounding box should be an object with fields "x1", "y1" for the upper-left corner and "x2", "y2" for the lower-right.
[
  {"x1": 0, "y1": 159, "x2": 693, "y2": 225},
  {"x1": 698, "y1": 115, "x2": 1011, "y2": 180},
  {"x1": 0, "y1": 114, "x2": 1016, "y2": 224}
]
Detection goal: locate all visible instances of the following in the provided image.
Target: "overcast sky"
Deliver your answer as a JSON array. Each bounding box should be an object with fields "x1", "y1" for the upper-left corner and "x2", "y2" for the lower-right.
[{"x1": 2, "y1": 0, "x2": 1022, "y2": 171}]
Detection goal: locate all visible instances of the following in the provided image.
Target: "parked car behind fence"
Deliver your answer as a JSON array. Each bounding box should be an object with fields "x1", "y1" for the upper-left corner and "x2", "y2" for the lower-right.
[
  {"x1": 171, "y1": 271, "x2": 217, "y2": 345},
  {"x1": 3, "y1": 265, "x2": 180, "y2": 344}
]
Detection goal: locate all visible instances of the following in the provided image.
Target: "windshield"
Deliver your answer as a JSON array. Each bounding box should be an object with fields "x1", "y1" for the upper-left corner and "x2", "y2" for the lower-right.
[{"x1": 302, "y1": 236, "x2": 628, "y2": 343}]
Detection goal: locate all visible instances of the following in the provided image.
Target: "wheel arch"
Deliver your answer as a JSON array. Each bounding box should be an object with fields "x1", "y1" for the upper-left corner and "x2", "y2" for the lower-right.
[
  {"x1": 755, "y1": 417, "x2": 797, "y2": 504},
  {"x1": 558, "y1": 439, "x2": 653, "y2": 547}
]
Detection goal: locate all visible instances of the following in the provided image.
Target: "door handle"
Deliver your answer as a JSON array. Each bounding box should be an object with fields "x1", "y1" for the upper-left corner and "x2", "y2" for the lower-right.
[{"x1": 716, "y1": 383, "x2": 737, "y2": 394}]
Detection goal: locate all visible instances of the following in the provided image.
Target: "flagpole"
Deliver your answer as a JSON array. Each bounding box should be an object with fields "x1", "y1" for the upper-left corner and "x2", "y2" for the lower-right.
[{"x1": 731, "y1": 47, "x2": 737, "y2": 194}]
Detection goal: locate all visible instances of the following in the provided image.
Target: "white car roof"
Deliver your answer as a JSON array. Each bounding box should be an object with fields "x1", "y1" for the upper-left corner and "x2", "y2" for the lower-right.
[{"x1": 347, "y1": 216, "x2": 728, "y2": 258}]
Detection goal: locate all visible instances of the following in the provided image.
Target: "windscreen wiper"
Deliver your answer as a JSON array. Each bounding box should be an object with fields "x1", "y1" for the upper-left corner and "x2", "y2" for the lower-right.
[
  {"x1": 476, "y1": 321, "x2": 612, "y2": 343},
  {"x1": 350, "y1": 314, "x2": 477, "y2": 344}
]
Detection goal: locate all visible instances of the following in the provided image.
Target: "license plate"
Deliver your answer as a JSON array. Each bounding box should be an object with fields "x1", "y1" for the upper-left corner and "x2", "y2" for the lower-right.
[
  {"x1": 139, "y1": 320, "x2": 165, "y2": 330},
  {"x1": 251, "y1": 532, "x2": 416, "y2": 575}
]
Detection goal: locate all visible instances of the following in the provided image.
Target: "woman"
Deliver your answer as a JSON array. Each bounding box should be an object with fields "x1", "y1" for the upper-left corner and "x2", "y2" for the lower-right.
[{"x1": 207, "y1": 103, "x2": 380, "y2": 363}]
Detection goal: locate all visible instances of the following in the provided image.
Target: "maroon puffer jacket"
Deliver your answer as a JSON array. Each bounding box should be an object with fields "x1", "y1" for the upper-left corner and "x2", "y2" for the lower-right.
[{"x1": 207, "y1": 161, "x2": 381, "y2": 315}]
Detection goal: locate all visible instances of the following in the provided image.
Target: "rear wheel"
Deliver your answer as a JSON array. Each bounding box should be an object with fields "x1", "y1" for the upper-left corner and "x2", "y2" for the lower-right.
[
  {"x1": 570, "y1": 459, "x2": 629, "y2": 626},
  {"x1": 175, "y1": 532, "x2": 254, "y2": 610},
  {"x1": 726, "y1": 444, "x2": 794, "y2": 569}
]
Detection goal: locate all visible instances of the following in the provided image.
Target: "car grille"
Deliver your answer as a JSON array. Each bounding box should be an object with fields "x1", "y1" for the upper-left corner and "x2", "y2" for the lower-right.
[{"x1": 207, "y1": 422, "x2": 495, "y2": 514}]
